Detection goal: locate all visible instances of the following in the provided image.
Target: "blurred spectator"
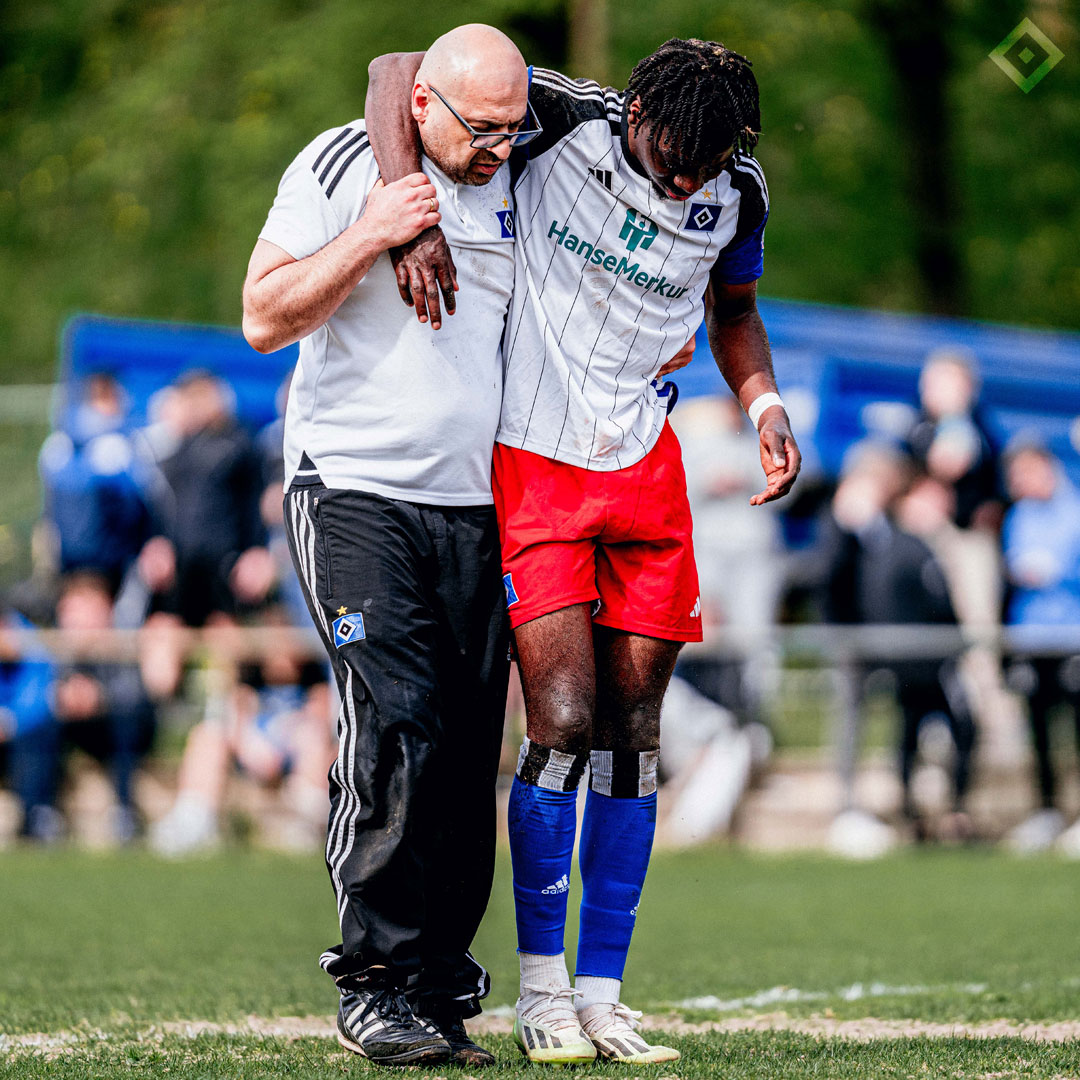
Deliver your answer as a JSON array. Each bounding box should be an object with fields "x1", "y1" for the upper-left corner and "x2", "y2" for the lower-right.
[
  {"x1": 907, "y1": 348, "x2": 1002, "y2": 534},
  {"x1": 38, "y1": 372, "x2": 152, "y2": 595},
  {"x1": 658, "y1": 395, "x2": 781, "y2": 843},
  {"x1": 135, "y1": 370, "x2": 273, "y2": 699},
  {"x1": 150, "y1": 618, "x2": 333, "y2": 856},
  {"x1": 8, "y1": 573, "x2": 155, "y2": 845},
  {"x1": 658, "y1": 675, "x2": 771, "y2": 846},
  {"x1": 1000, "y1": 440, "x2": 1080, "y2": 855},
  {"x1": 670, "y1": 395, "x2": 782, "y2": 714},
  {"x1": 673, "y1": 396, "x2": 784, "y2": 633},
  {"x1": 821, "y1": 442, "x2": 976, "y2": 843},
  {"x1": 903, "y1": 346, "x2": 1021, "y2": 771},
  {"x1": 255, "y1": 375, "x2": 309, "y2": 626},
  {"x1": 0, "y1": 602, "x2": 56, "y2": 841}
]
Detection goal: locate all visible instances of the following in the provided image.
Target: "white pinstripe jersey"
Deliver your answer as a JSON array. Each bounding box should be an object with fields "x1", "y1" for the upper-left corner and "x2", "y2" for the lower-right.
[{"x1": 499, "y1": 67, "x2": 769, "y2": 471}]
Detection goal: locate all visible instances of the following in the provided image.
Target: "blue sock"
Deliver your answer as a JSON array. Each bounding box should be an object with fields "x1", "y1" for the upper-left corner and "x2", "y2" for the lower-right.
[
  {"x1": 575, "y1": 787, "x2": 657, "y2": 979},
  {"x1": 508, "y1": 774, "x2": 579, "y2": 955}
]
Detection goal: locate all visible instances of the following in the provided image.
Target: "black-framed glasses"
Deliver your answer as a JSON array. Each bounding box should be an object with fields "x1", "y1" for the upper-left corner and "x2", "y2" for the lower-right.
[{"x1": 427, "y1": 83, "x2": 543, "y2": 149}]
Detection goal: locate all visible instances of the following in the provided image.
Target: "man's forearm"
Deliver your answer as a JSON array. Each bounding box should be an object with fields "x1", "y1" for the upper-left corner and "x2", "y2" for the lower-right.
[
  {"x1": 366, "y1": 52, "x2": 425, "y2": 181},
  {"x1": 243, "y1": 227, "x2": 383, "y2": 353},
  {"x1": 706, "y1": 302, "x2": 779, "y2": 410}
]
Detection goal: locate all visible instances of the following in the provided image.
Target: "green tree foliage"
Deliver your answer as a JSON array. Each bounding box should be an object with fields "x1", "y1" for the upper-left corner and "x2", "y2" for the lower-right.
[{"x1": 0, "y1": 0, "x2": 1077, "y2": 382}]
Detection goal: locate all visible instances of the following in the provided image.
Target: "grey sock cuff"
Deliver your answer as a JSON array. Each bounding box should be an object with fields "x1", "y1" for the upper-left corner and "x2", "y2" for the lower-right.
[
  {"x1": 589, "y1": 748, "x2": 660, "y2": 797},
  {"x1": 516, "y1": 737, "x2": 589, "y2": 792}
]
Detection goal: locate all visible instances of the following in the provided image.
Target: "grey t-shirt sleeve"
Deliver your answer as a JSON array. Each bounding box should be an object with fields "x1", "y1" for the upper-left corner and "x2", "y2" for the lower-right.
[{"x1": 259, "y1": 125, "x2": 378, "y2": 260}]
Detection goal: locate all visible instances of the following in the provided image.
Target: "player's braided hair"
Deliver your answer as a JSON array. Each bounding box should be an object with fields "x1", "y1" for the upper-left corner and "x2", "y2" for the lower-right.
[{"x1": 625, "y1": 38, "x2": 761, "y2": 164}]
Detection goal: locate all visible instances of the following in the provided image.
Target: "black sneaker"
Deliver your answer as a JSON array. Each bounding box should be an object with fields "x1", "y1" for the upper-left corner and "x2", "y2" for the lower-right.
[
  {"x1": 337, "y1": 980, "x2": 451, "y2": 1066},
  {"x1": 417, "y1": 1002, "x2": 496, "y2": 1068}
]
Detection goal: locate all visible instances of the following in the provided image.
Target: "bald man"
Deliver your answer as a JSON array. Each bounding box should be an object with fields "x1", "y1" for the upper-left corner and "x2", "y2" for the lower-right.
[{"x1": 242, "y1": 25, "x2": 538, "y2": 1068}]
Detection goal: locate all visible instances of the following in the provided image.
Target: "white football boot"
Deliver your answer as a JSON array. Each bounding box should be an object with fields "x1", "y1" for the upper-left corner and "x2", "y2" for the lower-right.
[
  {"x1": 513, "y1": 984, "x2": 597, "y2": 1064},
  {"x1": 578, "y1": 1002, "x2": 680, "y2": 1064}
]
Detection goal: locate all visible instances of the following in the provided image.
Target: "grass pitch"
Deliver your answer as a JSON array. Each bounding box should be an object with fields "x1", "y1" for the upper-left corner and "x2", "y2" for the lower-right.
[{"x1": 2, "y1": 847, "x2": 1079, "y2": 1077}]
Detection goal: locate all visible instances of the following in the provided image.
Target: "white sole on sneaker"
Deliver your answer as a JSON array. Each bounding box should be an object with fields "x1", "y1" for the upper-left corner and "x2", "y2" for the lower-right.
[
  {"x1": 579, "y1": 1002, "x2": 681, "y2": 1064},
  {"x1": 513, "y1": 1016, "x2": 597, "y2": 1064},
  {"x1": 588, "y1": 1031, "x2": 681, "y2": 1064}
]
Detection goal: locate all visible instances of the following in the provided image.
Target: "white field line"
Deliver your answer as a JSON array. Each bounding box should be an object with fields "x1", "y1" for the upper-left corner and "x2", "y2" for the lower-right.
[
  {"x1": 675, "y1": 981, "x2": 991, "y2": 1011},
  {"x1": 7, "y1": 1010, "x2": 1080, "y2": 1056}
]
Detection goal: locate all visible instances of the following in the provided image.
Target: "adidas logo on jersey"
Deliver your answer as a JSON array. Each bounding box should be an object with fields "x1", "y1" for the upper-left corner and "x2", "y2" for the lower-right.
[
  {"x1": 589, "y1": 167, "x2": 613, "y2": 190},
  {"x1": 541, "y1": 873, "x2": 570, "y2": 895}
]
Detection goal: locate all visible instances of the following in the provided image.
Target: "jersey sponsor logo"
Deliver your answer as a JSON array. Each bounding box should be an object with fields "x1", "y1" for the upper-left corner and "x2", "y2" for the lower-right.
[
  {"x1": 619, "y1": 208, "x2": 658, "y2": 252},
  {"x1": 496, "y1": 209, "x2": 515, "y2": 238},
  {"x1": 332, "y1": 611, "x2": 366, "y2": 648},
  {"x1": 503, "y1": 572, "x2": 520, "y2": 608},
  {"x1": 589, "y1": 166, "x2": 613, "y2": 190},
  {"x1": 685, "y1": 203, "x2": 720, "y2": 232},
  {"x1": 547, "y1": 219, "x2": 689, "y2": 300}
]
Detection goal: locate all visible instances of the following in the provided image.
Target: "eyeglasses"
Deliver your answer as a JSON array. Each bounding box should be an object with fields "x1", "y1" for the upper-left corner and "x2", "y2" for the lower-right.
[{"x1": 427, "y1": 84, "x2": 543, "y2": 149}]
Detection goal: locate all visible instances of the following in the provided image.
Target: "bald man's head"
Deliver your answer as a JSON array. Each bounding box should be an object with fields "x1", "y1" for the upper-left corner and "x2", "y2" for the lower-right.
[{"x1": 412, "y1": 24, "x2": 529, "y2": 186}]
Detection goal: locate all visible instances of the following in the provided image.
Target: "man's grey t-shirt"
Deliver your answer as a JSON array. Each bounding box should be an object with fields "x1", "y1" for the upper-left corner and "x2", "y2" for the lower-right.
[{"x1": 260, "y1": 120, "x2": 516, "y2": 504}]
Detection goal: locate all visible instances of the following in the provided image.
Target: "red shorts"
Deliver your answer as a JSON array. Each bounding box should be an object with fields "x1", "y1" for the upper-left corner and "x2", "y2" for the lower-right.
[{"x1": 492, "y1": 423, "x2": 702, "y2": 642}]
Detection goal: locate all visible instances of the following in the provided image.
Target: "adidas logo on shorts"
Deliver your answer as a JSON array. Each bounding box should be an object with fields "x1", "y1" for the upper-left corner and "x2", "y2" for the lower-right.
[
  {"x1": 689, "y1": 596, "x2": 701, "y2": 619},
  {"x1": 541, "y1": 873, "x2": 570, "y2": 895}
]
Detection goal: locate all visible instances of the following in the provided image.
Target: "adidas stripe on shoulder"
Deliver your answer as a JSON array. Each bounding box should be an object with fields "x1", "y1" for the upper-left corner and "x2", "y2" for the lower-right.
[
  {"x1": 310, "y1": 125, "x2": 370, "y2": 200},
  {"x1": 526, "y1": 68, "x2": 622, "y2": 156}
]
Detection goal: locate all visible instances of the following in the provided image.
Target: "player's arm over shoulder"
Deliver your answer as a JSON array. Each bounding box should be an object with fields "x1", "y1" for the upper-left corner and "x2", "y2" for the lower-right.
[
  {"x1": 525, "y1": 67, "x2": 614, "y2": 157},
  {"x1": 243, "y1": 131, "x2": 439, "y2": 353},
  {"x1": 366, "y1": 54, "x2": 426, "y2": 182}
]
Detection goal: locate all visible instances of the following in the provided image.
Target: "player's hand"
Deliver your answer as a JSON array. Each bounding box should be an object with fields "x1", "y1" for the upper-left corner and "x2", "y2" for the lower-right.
[
  {"x1": 390, "y1": 225, "x2": 459, "y2": 330},
  {"x1": 750, "y1": 407, "x2": 801, "y2": 506},
  {"x1": 656, "y1": 337, "x2": 695, "y2": 378},
  {"x1": 361, "y1": 174, "x2": 441, "y2": 251}
]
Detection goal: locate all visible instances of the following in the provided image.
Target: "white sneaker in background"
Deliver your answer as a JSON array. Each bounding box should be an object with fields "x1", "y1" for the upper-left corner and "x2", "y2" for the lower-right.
[
  {"x1": 149, "y1": 794, "x2": 220, "y2": 857},
  {"x1": 1055, "y1": 818, "x2": 1080, "y2": 858},
  {"x1": 664, "y1": 727, "x2": 753, "y2": 846},
  {"x1": 827, "y1": 808, "x2": 898, "y2": 860},
  {"x1": 1004, "y1": 809, "x2": 1065, "y2": 855}
]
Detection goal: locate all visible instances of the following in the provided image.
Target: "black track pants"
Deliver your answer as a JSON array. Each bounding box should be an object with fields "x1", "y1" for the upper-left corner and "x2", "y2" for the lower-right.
[{"x1": 284, "y1": 483, "x2": 510, "y2": 1010}]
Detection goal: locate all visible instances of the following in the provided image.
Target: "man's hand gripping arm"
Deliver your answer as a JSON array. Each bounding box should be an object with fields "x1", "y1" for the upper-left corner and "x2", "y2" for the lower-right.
[
  {"x1": 366, "y1": 51, "x2": 459, "y2": 330},
  {"x1": 242, "y1": 173, "x2": 440, "y2": 354},
  {"x1": 705, "y1": 277, "x2": 801, "y2": 505}
]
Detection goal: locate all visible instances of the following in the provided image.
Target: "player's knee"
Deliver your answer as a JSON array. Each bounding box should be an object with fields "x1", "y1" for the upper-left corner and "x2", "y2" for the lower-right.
[
  {"x1": 522, "y1": 686, "x2": 594, "y2": 753},
  {"x1": 596, "y1": 695, "x2": 663, "y2": 752},
  {"x1": 542, "y1": 709, "x2": 593, "y2": 753}
]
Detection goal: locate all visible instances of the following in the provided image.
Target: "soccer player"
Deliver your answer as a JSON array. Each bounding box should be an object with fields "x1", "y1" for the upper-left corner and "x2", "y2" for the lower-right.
[
  {"x1": 367, "y1": 37, "x2": 801, "y2": 1065},
  {"x1": 242, "y1": 25, "x2": 534, "y2": 1068}
]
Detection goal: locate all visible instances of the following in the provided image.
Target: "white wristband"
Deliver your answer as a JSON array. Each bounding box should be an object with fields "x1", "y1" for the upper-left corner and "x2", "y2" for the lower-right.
[{"x1": 747, "y1": 392, "x2": 785, "y2": 430}]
